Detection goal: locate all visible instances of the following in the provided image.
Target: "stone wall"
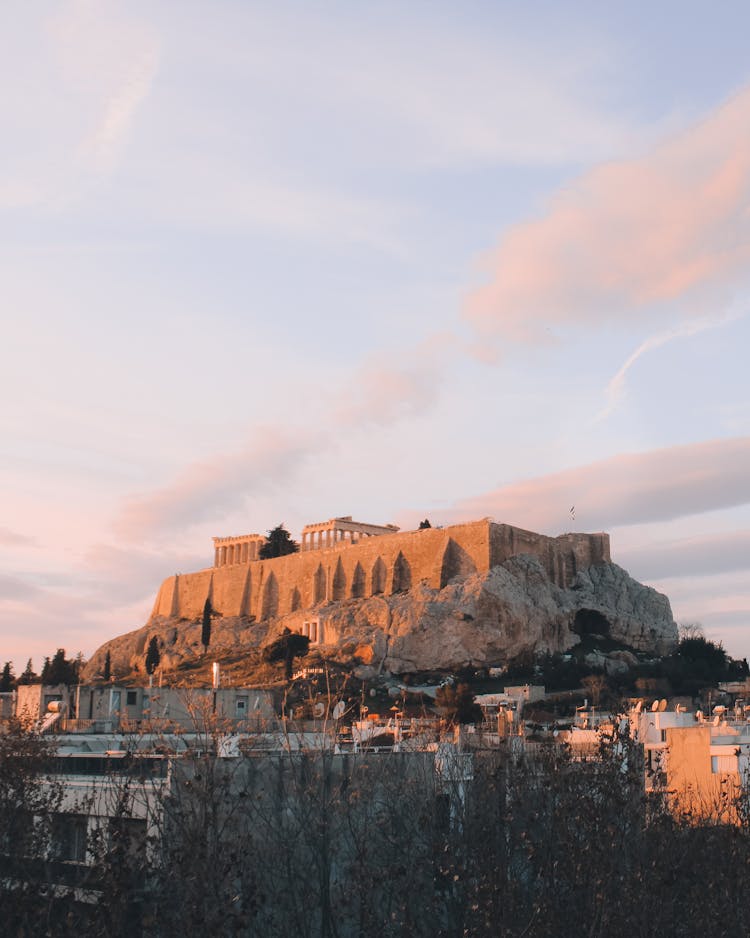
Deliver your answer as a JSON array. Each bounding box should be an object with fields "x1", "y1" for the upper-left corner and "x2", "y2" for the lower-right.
[{"x1": 151, "y1": 520, "x2": 610, "y2": 625}]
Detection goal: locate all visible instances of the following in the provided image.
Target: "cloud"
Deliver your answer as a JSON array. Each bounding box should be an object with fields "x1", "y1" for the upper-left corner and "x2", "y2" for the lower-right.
[
  {"x1": 79, "y1": 38, "x2": 159, "y2": 173},
  {"x1": 80, "y1": 542, "x2": 206, "y2": 607},
  {"x1": 465, "y1": 86, "x2": 750, "y2": 346},
  {"x1": 192, "y1": 177, "x2": 409, "y2": 255},
  {"x1": 334, "y1": 334, "x2": 452, "y2": 428},
  {"x1": 0, "y1": 541, "x2": 207, "y2": 665},
  {"x1": 657, "y1": 572, "x2": 750, "y2": 656},
  {"x1": 0, "y1": 574, "x2": 41, "y2": 601},
  {"x1": 113, "y1": 427, "x2": 318, "y2": 541},
  {"x1": 0, "y1": 527, "x2": 37, "y2": 548},
  {"x1": 232, "y1": 8, "x2": 635, "y2": 169},
  {"x1": 430, "y1": 436, "x2": 750, "y2": 533},
  {"x1": 595, "y1": 312, "x2": 740, "y2": 422},
  {"x1": 47, "y1": 1, "x2": 160, "y2": 174},
  {"x1": 618, "y1": 530, "x2": 750, "y2": 581}
]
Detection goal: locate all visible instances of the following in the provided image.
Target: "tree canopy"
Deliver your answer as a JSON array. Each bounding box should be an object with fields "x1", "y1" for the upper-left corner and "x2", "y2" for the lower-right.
[
  {"x1": 16, "y1": 659, "x2": 37, "y2": 685},
  {"x1": 40, "y1": 649, "x2": 78, "y2": 685},
  {"x1": 201, "y1": 598, "x2": 212, "y2": 654},
  {"x1": 435, "y1": 682, "x2": 483, "y2": 724},
  {"x1": 259, "y1": 524, "x2": 299, "y2": 560},
  {"x1": 262, "y1": 628, "x2": 310, "y2": 680},
  {"x1": 145, "y1": 637, "x2": 161, "y2": 675},
  {"x1": 0, "y1": 662, "x2": 14, "y2": 692}
]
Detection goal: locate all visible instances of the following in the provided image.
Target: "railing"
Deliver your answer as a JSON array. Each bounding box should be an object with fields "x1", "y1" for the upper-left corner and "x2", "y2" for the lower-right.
[{"x1": 58, "y1": 719, "x2": 114, "y2": 733}]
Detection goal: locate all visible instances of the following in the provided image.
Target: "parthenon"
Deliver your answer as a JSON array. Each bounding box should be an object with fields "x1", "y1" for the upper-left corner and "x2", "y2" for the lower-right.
[{"x1": 300, "y1": 516, "x2": 399, "y2": 551}]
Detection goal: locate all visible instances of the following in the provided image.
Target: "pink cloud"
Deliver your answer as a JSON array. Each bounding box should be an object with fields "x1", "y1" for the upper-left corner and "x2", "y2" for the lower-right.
[
  {"x1": 422, "y1": 436, "x2": 750, "y2": 533},
  {"x1": 0, "y1": 527, "x2": 37, "y2": 548},
  {"x1": 617, "y1": 530, "x2": 750, "y2": 581},
  {"x1": 465, "y1": 87, "x2": 750, "y2": 345},
  {"x1": 334, "y1": 334, "x2": 451, "y2": 428},
  {"x1": 113, "y1": 426, "x2": 317, "y2": 541}
]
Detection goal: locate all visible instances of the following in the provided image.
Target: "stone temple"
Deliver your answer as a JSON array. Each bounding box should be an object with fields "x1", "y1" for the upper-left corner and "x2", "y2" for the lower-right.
[{"x1": 152, "y1": 517, "x2": 611, "y2": 626}]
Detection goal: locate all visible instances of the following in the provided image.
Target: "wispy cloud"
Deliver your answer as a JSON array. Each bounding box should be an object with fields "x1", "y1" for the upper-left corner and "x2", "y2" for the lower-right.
[
  {"x1": 595, "y1": 312, "x2": 741, "y2": 422},
  {"x1": 618, "y1": 530, "x2": 750, "y2": 580},
  {"x1": 0, "y1": 527, "x2": 38, "y2": 548},
  {"x1": 0, "y1": 573, "x2": 41, "y2": 601},
  {"x1": 428, "y1": 436, "x2": 750, "y2": 533},
  {"x1": 79, "y1": 38, "x2": 159, "y2": 173},
  {"x1": 219, "y1": 7, "x2": 636, "y2": 170},
  {"x1": 465, "y1": 86, "x2": 750, "y2": 349},
  {"x1": 334, "y1": 333, "x2": 452, "y2": 428},
  {"x1": 113, "y1": 427, "x2": 319, "y2": 541}
]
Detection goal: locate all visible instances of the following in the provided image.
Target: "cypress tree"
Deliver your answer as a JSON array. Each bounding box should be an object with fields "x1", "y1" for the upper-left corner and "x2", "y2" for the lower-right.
[
  {"x1": 0, "y1": 662, "x2": 14, "y2": 692},
  {"x1": 17, "y1": 659, "x2": 37, "y2": 685},
  {"x1": 201, "y1": 599, "x2": 212, "y2": 654},
  {"x1": 145, "y1": 637, "x2": 161, "y2": 676}
]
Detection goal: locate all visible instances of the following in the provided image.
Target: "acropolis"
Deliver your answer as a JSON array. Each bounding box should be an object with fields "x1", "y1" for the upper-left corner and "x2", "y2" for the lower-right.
[{"x1": 153, "y1": 516, "x2": 611, "y2": 626}]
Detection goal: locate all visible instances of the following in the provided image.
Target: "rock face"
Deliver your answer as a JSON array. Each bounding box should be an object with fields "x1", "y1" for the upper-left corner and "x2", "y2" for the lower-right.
[{"x1": 84, "y1": 557, "x2": 677, "y2": 680}]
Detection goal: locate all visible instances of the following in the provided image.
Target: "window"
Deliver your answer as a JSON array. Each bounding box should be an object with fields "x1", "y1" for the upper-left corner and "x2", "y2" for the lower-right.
[
  {"x1": 126, "y1": 691, "x2": 137, "y2": 707},
  {"x1": 51, "y1": 813, "x2": 87, "y2": 862},
  {"x1": 236, "y1": 696, "x2": 248, "y2": 717},
  {"x1": 711, "y1": 754, "x2": 739, "y2": 774},
  {"x1": 434, "y1": 793, "x2": 451, "y2": 833},
  {"x1": 109, "y1": 817, "x2": 147, "y2": 859}
]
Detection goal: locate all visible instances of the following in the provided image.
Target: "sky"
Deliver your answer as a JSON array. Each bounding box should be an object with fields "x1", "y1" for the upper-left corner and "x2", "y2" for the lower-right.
[{"x1": 1, "y1": 1, "x2": 749, "y2": 670}]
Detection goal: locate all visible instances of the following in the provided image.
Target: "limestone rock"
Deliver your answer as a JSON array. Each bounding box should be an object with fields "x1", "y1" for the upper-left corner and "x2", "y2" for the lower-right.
[{"x1": 83, "y1": 557, "x2": 677, "y2": 680}]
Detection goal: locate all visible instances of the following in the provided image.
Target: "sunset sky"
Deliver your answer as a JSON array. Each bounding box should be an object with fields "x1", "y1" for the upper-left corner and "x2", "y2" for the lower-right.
[{"x1": 2, "y1": 1, "x2": 749, "y2": 669}]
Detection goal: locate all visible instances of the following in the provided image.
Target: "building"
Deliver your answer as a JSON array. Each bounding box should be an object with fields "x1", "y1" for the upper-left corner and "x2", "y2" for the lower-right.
[{"x1": 630, "y1": 701, "x2": 750, "y2": 823}]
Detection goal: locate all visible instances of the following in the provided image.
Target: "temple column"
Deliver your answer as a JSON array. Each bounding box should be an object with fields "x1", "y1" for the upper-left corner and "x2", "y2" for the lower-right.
[{"x1": 214, "y1": 547, "x2": 220, "y2": 567}]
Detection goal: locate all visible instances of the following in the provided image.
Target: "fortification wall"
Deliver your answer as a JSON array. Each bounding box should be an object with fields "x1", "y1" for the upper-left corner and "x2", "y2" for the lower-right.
[
  {"x1": 152, "y1": 520, "x2": 610, "y2": 626},
  {"x1": 489, "y1": 525, "x2": 610, "y2": 586}
]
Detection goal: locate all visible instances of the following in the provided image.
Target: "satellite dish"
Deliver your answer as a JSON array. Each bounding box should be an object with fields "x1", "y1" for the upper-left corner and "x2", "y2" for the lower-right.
[
  {"x1": 313, "y1": 702, "x2": 325, "y2": 718},
  {"x1": 651, "y1": 700, "x2": 659, "y2": 712},
  {"x1": 634, "y1": 701, "x2": 643, "y2": 713},
  {"x1": 712, "y1": 714, "x2": 721, "y2": 726},
  {"x1": 658, "y1": 699, "x2": 668, "y2": 712}
]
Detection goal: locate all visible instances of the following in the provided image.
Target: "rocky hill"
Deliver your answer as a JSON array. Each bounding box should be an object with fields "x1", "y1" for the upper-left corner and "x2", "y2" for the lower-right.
[{"x1": 84, "y1": 556, "x2": 677, "y2": 682}]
